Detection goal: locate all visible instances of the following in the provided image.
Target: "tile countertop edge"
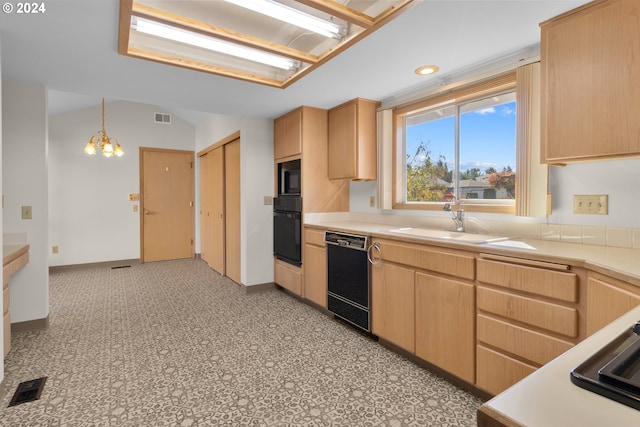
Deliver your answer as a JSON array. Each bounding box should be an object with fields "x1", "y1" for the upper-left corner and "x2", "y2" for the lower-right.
[
  {"x1": 3, "y1": 244, "x2": 30, "y2": 267},
  {"x1": 304, "y1": 220, "x2": 640, "y2": 286}
]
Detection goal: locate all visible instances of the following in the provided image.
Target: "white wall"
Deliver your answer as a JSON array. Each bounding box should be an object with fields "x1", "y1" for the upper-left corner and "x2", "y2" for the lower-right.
[
  {"x1": 547, "y1": 159, "x2": 640, "y2": 228},
  {"x1": 2, "y1": 79, "x2": 49, "y2": 324},
  {"x1": 195, "y1": 114, "x2": 274, "y2": 287},
  {"x1": 48, "y1": 100, "x2": 195, "y2": 266},
  {"x1": 349, "y1": 157, "x2": 640, "y2": 230}
]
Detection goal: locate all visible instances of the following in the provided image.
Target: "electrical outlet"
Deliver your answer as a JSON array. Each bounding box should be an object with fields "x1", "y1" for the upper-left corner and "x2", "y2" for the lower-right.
[
  {"x1": 369, "y1": 196, "x2": 375, "y2": 208},
  {"x1": 52, "y1": 246, "x2": 59, "y2": 254},
  {"x1": 21, "y1": 205, "x2": 32, "y2": 219},
  {"x1": 573, "y1": 194, "x2": 608, "y2": 215},
  {"x1": 133, "y1": 205, "x2": 139, "y2": 212},
  {"x1": 264, "y1": 196, "x2": 273, "y2": 206}
]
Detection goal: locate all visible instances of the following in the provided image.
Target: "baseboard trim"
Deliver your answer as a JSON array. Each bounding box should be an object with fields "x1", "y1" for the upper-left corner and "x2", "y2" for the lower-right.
[
  {"x1": 49, "y1": 259, "x2": 141, "y2": 272},
  {"x1": 11, "y1": 316, "x2": 50, "y2": 333},
  {"x1": 242, "y1": 282, "x2": 277, "y2": 294},
  {"x1": 377, "y1": 337, "x2": 492, "y2": 402}
]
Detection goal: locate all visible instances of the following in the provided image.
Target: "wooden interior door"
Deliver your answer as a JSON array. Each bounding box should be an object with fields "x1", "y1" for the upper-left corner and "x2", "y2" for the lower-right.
[
  {"x1": 224, "y1": 138, "x2": 241, "y2": 284},
  {"x1": 140, "y1": 147, "x2": 194, "y2": 262},
  {"x1": 199, "y1": 147, "x2": 225, "y2": 274}
]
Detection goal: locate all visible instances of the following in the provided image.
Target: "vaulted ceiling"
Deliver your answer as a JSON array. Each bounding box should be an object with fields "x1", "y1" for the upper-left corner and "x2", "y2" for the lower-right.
[{"x1": 0, "y1": 0, "x2": 590, "y2": 120}]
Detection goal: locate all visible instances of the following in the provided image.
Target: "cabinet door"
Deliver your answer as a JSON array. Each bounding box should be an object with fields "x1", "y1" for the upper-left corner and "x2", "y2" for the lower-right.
[
  {"x1": 304, "y1": 243, "x2": 327, "y2": 308},
  {"x1": 587, "y1": 276, "x2": 640, "y2": 336},
  {"x1": 274, "y1": 109, "x2": 302, "y2": 160},
  {"x1": 371, "y1": 262, "x2": 415, "y2": 352},
  {"x1": 415, "y1": 272, "x2": 475, "y2": 383},
  {"x1": 328, "y1": 101, "x2": 357, "y2": 179},
  {"x1": 541, "y1": 0, "x2": 640, "y2": 162},
  {"x1": 328, "y1": 98, "x2": 378, "y2": 180}
]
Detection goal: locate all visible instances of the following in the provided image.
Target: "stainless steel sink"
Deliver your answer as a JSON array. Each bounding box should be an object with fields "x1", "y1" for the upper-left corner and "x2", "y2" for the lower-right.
[{"x1": 387, "y1": 227, "x2": 509, "y2": 244}]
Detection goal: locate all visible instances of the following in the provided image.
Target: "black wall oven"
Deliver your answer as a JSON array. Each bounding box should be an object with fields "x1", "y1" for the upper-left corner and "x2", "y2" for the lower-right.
[{"x1": 273, "y1": 196, "x2": 302, "y2": 266}]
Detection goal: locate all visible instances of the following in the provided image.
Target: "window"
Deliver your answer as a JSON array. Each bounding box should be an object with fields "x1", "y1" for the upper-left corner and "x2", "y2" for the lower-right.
[{"x1": 393, "y1": 72, "x2": 518, "y2": 213}]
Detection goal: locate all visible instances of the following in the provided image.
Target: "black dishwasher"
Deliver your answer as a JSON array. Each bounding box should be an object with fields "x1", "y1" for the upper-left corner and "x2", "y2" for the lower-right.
[{"x1": 324, "y1": 231, "x2": 370, "y2": 332}]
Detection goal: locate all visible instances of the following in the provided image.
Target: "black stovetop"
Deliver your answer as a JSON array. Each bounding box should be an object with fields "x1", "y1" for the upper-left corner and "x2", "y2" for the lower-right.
[{"x1": 571, "y1": 321, "x2": 640, "y2": 411}]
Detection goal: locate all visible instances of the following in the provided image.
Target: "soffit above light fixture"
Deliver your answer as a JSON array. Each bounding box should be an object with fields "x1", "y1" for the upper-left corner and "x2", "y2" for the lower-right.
[
  {"x1": 415, "y1": 65, "x2": 440, "y2": 76},
  {"x1": 119, "y1": 0, "x2": 417, "y2": 88},
  {"x1": 83, "y1": 98, "x2": 125, "y2": 158}
]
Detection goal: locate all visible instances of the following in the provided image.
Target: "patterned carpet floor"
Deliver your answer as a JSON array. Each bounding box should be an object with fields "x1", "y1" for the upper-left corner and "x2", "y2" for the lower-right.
[{"x1": 1, "y1": 259, "x2": 482, "y2": 426}]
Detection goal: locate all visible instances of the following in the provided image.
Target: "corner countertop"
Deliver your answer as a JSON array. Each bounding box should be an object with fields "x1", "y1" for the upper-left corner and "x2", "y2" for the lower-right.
[
  {"x1": 3, "y1": 244, "x2": 30, "y2": 267},
  {"x1": 478, "y1": 305, "x2": 640, "y2": 427},
  {"x1": 304, "y1": 219, "x2": 640, "y2": 286}
]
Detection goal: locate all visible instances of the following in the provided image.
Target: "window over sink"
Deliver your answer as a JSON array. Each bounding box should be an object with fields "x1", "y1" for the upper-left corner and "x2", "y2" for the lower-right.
[{"x1": 389, "y1": 65, "x2": 547, "y2": 216}]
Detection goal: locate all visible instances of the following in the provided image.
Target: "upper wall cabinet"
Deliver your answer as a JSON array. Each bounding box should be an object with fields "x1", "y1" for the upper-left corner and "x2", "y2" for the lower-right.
[
  {"x1": 328, "y1": 98, "x2": 380, "y2": 180},
  {"x1": 274, "y1": 108, "x2": 302, "y2": 160},
  {"x1": 541, "y1": 0, "x2": 640, "y2": 164}
]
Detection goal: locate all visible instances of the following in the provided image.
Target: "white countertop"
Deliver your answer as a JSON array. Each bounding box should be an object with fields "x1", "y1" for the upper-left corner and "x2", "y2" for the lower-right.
[
  {"x1": 480, "y1": 305, "x2": 640, "y2": 427},
  {"x1": 304, "y1": 218, "x2": 640, "y2": 286}
]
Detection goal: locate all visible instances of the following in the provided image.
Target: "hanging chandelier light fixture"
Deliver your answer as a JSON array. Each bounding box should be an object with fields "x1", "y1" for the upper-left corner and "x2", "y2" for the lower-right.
[{"x1": 83, "y1": 98, "x2": 124, "y2": 158}]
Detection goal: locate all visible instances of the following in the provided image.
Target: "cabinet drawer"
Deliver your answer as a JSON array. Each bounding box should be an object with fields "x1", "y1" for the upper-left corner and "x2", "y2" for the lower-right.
[
  {"x1": 477, "y1": 314, "x2": 573, "y2": 366},
  {"x1": 476, "y1": 345, "x2": 536, "y2": 396},
  {"x1": 3, "y1": 311, "x2": 10, "y2": 357},
  {"x1": 3, "y1": 251, "x2": 29, "y2": 285},
  {"x1": 477, "y1": 286, "x2": 578, "y2": 337},
  {"x1": 274, "y1": 260, "x2": 302, "y2": 296},
  {"x1": 477, "y1": 258, "x2": 577, "y2": 302},
  {"x1": 377, "y1": 240, "x2": 475, "y2": 280},
  {"x1": 3, "y1": 285, "x2": 9, "y2": 314},
  {"x1": 304, "y1": 228, "x2": 326, "y2": 247}
]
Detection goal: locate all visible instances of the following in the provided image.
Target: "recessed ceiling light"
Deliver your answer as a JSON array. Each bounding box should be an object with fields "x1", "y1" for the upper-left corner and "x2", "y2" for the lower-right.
[{"x1": 415, "y1": 65, "x2": 439, "y2": 76}]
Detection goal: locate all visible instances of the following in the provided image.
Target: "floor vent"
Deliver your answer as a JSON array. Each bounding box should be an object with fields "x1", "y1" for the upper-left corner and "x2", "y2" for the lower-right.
[
  {"x1": 154, "y1": 112, "x2": 171, "y2": 124},
  {"x1": 111, "y1": 265, "x2": 132, "y2": 270},
  {"x1": 8, "y1": 377, "x2": 47, "y2": 407}
]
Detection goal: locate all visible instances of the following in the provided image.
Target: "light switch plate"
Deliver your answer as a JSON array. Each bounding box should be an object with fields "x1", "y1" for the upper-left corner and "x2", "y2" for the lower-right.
[
  {"x1": 21, "y1": 205, "x2": 32, "y2": 220},
  {"x1": 573, "y1": 194, "x2": 608, "y2": 215}
]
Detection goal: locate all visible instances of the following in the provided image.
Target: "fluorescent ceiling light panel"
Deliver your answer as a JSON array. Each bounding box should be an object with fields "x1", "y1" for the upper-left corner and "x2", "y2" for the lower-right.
[
  {"x1": 132, "y1": 16, "x2": 300, "y2": 70},
  {"x1": 223, "y1": 0, "x2": 344, "y2": 39}
]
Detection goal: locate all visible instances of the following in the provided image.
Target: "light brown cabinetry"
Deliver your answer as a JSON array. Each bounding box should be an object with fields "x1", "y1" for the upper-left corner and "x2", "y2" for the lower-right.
[
  {"x1": 328, "y1": 98, "x2": 380, "y2": 180},
  {"x1": 274, "y1": 108, "x2": 302, "y2": 160},
  {"x1": 371, "y1": 261, "x2": 415, "y2": 352},
  {"x1": 371, "y1": 238, "x2": 476, "y2": 380},
  {"x1": 476, "y1": 255, "x2": 580, "y2": 395},
  {"x1": 586, "y1": 272, "x2": 640, "y2": 336},
  {"x1": 415, "y1": 272, "x2": 475, "y2": 383},
  {"x1": 273, "y1": 106, "x2": 349, "y2": 297},
  {"x1": 541, "y1": 0, "x2": 640, "y2": 163},
  {"x1": 3, "y1": 246, "x2": 29, "y2": 357},
  {"x1": 303, "y1": 227, "x2": 327, "y2": 308}
]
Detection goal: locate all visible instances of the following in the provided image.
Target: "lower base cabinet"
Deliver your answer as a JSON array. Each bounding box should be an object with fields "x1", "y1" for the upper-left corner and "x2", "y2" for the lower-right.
[
  {"x1": 586, "y1": 273, "x2": 640, "y2": 336},
  {"x1": 415, "y1": 272, "x2": 475, "y2": 384},
  {"x1": 371, "y1": 262, "x2": 416, "y2": 353},
  {"x1": 274, "y1": 259, "x2": 302, "y2": 296},
  {"x1": 476, "y1": 345, "x2": 536, "y2": 396}
]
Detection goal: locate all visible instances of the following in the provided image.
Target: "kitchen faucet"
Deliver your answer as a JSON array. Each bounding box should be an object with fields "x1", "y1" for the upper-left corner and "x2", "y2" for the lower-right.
[{"x1": 443, "y1": 202, "x2": 465, "y2": 232}]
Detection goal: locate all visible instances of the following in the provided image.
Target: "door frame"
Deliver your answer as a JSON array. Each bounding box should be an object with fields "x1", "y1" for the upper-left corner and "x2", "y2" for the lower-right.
[{"x1": 139, "y1": 146, "x2": 195, "y2": 262}]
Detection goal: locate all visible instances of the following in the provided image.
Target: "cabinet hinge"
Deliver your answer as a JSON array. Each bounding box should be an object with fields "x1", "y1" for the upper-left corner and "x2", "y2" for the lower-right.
[
  {"x1": 189, "y1": 161, "x2": 193, "y2": 169},
  {"x1": 190, "y1": 238, "x2": 194, "y2": 245},
  {"x1": 189, "y1": 201, "x2": 194, "y2": 207}
]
